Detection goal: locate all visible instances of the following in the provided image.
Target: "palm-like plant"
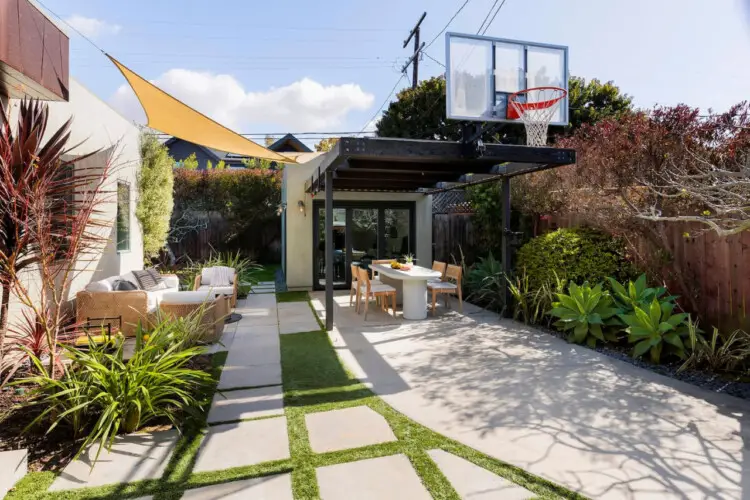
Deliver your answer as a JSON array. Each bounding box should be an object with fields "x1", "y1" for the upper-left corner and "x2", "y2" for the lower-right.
[
  {"x1": 0, "y1": 99, "x2": 110, "y2": 375},
  {"x1": 607, "y1": 274, "x2": 676, "y2": 314},
  {"x1": 619, "y1": 298, "x2": 690, "y2": 363},
  {"x1": 549, "y1": 282, "x2": 621, "y2": 347}
]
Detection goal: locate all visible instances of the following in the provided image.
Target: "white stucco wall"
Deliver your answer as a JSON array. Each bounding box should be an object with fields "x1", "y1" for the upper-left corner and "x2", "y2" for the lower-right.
[
  {"x1": 283, "y1": 154, "x2": 433, "y2": 290},
  {"x1": 6, "y1": 78, "x2": 142, "y2": 321}
]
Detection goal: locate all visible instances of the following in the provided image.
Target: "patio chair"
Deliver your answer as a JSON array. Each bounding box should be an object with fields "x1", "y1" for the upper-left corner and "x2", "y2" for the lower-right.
[
  {"x1": 427, "y1": 264, "x2": 463, "y2": 316},
  {"x1": 370, "y1": 259, "x2": 391, "y2": 281},
  {"x1": 349, "y1": 263, "x2": 362, "y2": 312},
  {"x1": 357, "y1": 267, "x2": 397, "y2": 320},
  {"x1": 430, "y1": 261, "x2": 448, "y2": 282}
]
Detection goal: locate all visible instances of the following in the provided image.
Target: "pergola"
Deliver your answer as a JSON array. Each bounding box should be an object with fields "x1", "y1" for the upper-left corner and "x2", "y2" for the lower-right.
[{"x1": 305, "y1": 137, "x2": 576, "y2": 330}]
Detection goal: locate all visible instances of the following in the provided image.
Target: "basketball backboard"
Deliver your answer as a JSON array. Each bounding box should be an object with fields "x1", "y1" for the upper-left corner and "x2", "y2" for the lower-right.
[{"x1": 445, "y1": 33, "x2": 569, "y2": 126}]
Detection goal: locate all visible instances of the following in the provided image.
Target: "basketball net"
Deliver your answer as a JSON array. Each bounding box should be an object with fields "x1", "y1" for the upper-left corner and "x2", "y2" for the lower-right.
[{"x1": 507, "y1": 87, "x2": 567, "y2": 147}]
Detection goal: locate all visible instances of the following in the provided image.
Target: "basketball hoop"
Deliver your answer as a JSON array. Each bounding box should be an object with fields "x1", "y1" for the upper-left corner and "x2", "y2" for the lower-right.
[{"x1": 507, "y1": 86, "x2": 567, "y2": 146}]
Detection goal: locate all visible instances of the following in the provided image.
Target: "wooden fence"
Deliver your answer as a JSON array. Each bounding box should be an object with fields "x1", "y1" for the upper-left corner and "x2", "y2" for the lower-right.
[{"x1": 432, "y1": 213, "x2": 476, "y2": 265}]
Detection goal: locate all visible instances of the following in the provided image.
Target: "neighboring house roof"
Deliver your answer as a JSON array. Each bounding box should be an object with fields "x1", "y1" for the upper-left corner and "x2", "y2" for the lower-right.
[{"x1": 269, "y1": 133, "x2": 312, "y2": 153}]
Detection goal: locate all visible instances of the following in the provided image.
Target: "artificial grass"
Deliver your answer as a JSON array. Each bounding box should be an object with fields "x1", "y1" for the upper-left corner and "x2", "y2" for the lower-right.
[
  {"x1": 276, "y1": 290, "x2": 309, "y2": 303},
  {"x1": 11, "y1": 298, "x2": 586, "y2": 500},
  {"x1": 250, "y1": 264, "x2": 279, "y2": 284}
]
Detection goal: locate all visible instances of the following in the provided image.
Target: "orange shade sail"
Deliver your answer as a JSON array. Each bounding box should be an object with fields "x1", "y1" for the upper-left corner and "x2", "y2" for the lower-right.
[{"x1": 108, "y1": 55, "x2": 295, "y2": 163}]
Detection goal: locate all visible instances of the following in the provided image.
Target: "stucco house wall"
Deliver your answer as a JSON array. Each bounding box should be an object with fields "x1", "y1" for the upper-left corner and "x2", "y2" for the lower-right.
[
  {"x1": 6, "y1": 77, "x2": 142, "y2": 322},
  {"x1": 283, "y1": 153, "x2": 432, "y2": 290}
]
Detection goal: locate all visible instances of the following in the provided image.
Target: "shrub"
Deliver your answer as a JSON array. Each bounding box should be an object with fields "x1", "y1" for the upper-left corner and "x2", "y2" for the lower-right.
[
  {"x1": 549, "y1": 282, "x2": 621, "y2": 347},
  {"x1": 137, "y1": 133, "x2": 174, "y2": 257},
  {"x1": 680, "y1": 322, "x2": 750, "y2": 373},
  {"x1": 516, "y1": 228, "x2": 634, "y2": 290},
  {"x1": 508, "y1": 269, "x2": 567, "y2": 326},
  {"x1": 607, "y1": 274, "x2": 677, "y2": 315},
  {"x1": 18, "y1": 329, "x2": 211, "y2": 463},
  {"x1": 465, "y1": 253, "x2": 506, "y2": 312}
]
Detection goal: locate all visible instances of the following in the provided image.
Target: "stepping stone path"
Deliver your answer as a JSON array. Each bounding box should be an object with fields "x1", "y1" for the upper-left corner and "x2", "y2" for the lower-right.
[
  {"x1": 316, "y1": 454, "x2": 432, "y2": 500},
  {"x1": 249, "y1": 280, "x2": 276, "y2": 295},
  {"x1": 207, "y1": 385, "x2": 284, "y2": 423},
  {"x1": 305, "y1": 406, "x2": 397, "y2": 453},
  {"x1": 180, "y1": 473, "x2": 293, "y2": 499},
  {"x1": 0, "y1": 449, "x2": 27, "y2": 499},
  {"x1": 428, "y1": 449, "x2": 535, "y2": 499},
  {"x1": 49, "y1": 431, "x2": 178, "y2": 491},
  {"x1": 277, "y1": 301, "x2": 319, "y2": 334}
]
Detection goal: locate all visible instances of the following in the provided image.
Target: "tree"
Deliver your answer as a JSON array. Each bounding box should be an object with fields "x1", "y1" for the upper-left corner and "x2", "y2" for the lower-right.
[
  {"x1": 315, "y1": 138, "x2": 338, "y2": 152},
  {"x1": 566, "y1": 77, "x2": 634, "y2": 132},
  {"x1": 241, "y1": 157, "x2": 277, "y2": 170},
  {"x1": 264, "y1": 135, "x2": 276, "y2": 147},
  {"x1": 215, "y1": 160, "x2": 226, "y2": 170},
  {"x1": 136, "y1": 133, "x2": 174, "y2": 257},
  {"x1": 181, "y1": 152, "x2": 199, "y2": 170},
  {"x1": 206, "y1": 159, "x2": 213, "y2": 170}
]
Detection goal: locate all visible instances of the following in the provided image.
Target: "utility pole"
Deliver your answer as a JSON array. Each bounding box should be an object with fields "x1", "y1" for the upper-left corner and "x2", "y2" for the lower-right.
[{"x1": 402, "y1": 12, "x2": 426, "y2": 89}]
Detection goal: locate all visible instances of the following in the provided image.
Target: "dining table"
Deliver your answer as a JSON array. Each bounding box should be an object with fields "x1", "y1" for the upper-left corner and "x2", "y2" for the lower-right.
[{"x1": 369, "y1": 263, "x2": 443, "y2": 320}]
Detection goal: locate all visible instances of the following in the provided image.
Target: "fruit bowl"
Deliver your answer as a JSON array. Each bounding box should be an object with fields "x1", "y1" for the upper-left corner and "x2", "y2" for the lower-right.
[{"x1": 400, "y1": 264, "x2": 412, "y2": 271}]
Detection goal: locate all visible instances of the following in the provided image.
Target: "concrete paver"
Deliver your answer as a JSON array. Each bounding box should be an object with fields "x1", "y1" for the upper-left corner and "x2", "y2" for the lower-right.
[
  {"x1": 208, "y1": 386, "x2": 284, "y2": 423},
  {"x1": 316, "y1": 454, "x2": 431, "y2": 500},
  {"x1": 278, "y1": 320, "x2": 320, "y2": 334},
  {"x1": 312, "y1": 290, "x2": 750, "y2": 500},
  {"x1": 218, "y1": 362, "x2": 282, "y2": 389},
  {"x1": 305, "y1": 406, "x2": 396, "y2": 453},
  {"x1": 0, "y1": 449, "x2": 27, "y2": 499},
  {"x1": 224, "y1": 340, "x2": 280, "y2": 367},
  {"x1": 193, "y1": 418, "x2": 290, "y2": 473},
  {"x1": 49, "y1": 431, "x2": 177, "y2": 491},
  {"x1": 428, "y1": 449, "x2": 533, "y2": 499},
  {"x1": 180, "y1": 474, "x2": 292, "y2": 499}
]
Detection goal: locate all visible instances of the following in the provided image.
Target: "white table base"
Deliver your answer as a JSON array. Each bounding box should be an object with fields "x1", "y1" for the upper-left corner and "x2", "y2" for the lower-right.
[{"x1": 401, "y1": 280, "x2": 429, "y2": 320}]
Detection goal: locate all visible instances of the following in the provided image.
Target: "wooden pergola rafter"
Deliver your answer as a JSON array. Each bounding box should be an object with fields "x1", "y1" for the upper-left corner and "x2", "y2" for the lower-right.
[{"x1": 305, "y1": 137, "x2": 576, "y2": 330}]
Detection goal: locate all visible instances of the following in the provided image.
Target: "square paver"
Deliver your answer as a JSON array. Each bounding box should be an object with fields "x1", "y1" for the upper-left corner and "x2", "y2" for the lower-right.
[
  {"x1": 305, "y1": 406, "x2": 396, "y2": 453},
  {"x1": 428, "y1": 450, "x2": 534, "y2": 499},
  {"x1": 49, "y1": 431, "x2": 177, "y2": 491},
  {"x1": 258, "y1": 281, "x2": 276, "y2": 285},
  {"x1": 279, "y1": 319, "x2": 320, "y2": 334},
  {"x1": 277, "y1": 302, "x2": 314, "y2": 317},
  {"x1": 193, "y1": 418, "x2": 290, "y2": 472},
  {"x1": 225, "y1": 341, "x2": 280, "y2": 367},
  {"x1": 208, "y1": 386, "x2": 284, "y2": 423},
  {"x1": 218, "y1": 362, "x2": 282, "y2": 389},
  {"x1": 180, "y1": 473, "x2": 292, "y2": 499},
  {"x1": 234, "y1": 324, "x2": 279, "y2": 337},
  {"x1": 0, "y1": 449, "x2": 27, "y2": 499},
  {"x1": 316, "y1": 454, "x2": 431, "y2": 500}
]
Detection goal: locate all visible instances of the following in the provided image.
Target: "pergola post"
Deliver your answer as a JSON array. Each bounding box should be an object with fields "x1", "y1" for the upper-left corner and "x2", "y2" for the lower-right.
[
  {"x1": 325, "y1": 169, "x2": 334, "y2": 331},
  {"x1": 501, "y1": 177, "x2": 512, "y2": 318}
]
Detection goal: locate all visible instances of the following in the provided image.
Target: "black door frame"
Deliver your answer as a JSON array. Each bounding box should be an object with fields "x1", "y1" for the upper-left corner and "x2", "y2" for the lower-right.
[{"x1": 312, "y1": 200, "x2": 416, "y2": 291}]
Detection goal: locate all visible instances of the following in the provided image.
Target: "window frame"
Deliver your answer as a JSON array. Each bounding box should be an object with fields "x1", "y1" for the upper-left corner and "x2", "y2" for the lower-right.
[{"x1": 116, "y1": 180, "x2": 131, "y2": 253}]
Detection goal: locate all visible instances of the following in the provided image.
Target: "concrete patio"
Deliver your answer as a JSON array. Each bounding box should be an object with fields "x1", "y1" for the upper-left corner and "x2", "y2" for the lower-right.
[{"x1": 311, "y1": 291, "x2": 750, "y2": 500}]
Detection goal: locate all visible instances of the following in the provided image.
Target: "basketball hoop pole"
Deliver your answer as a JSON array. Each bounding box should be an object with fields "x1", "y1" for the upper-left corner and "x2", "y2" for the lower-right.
[{"x1": 459, "y1": 121, "x2": 500, "y2": 158}]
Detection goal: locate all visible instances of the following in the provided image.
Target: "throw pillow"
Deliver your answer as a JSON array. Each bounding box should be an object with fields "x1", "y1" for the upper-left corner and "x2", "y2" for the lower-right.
[
  {"x1": 132, "y1": 268, "x2": 163, "y2": 291},
  {"x1": 146, "y1": 268, "x2": 165, "y2": 286},
  {"x1": 112, "y1": 279, "x2": 138, "y2": 291},
  {"x1": 85, "y1": 280, "x2": 112, "y2": 292}
]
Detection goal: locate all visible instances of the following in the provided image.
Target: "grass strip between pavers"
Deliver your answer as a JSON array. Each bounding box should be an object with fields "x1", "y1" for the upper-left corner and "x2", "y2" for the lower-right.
[
  {"x1": 276, "y1": 290, "x2": 309, "y2": 303},
  {"x1": 10, "y1": 297, "x2": 587, "y2": 500}
]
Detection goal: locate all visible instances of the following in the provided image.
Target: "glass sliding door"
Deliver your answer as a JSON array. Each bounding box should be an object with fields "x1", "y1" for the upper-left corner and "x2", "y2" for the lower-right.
[{"x1": 313, "y1": 202, "x2": 415, "y2": 290}]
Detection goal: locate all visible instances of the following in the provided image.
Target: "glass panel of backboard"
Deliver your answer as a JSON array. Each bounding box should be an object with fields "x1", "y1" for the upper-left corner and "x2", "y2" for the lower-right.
[
  {"x1": 447, "y1": 37, "x2": 493, "y2": 121},
  {"x1": 446, "y1": 33, "x2": 569, "y2": 126}
]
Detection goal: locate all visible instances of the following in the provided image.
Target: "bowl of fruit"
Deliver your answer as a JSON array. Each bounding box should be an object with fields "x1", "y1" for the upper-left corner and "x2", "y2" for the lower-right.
[{"x1": 390, "y1": 260, "x2": 402, "y2": 269}]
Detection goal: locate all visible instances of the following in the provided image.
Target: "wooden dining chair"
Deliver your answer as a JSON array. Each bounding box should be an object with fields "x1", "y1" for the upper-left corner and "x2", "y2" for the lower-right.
[
  {"x1": 349, "y1": 263, "x2": 362, "y2": 312},
  {"x1": 357, "y1": 267, "x2": 397, "y2": 320},
  {"x1": 370, "y1": 259, "x2": 391, "y2": 282},
  {"x1": 430, "y1": 261, "x2": 448, "y2": 282},
  {"x1": 427, "y1": 264, "x2": 463, "y2": 316}
]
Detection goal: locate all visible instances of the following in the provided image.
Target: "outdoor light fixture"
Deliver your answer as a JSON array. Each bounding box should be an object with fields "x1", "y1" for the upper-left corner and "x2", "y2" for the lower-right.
[
  {"x1": 297, "y1": 200, "x2": 306, "y2": 217},
  {"x1": 276, "y1": 202, "x2": 287, "y2": 216}
]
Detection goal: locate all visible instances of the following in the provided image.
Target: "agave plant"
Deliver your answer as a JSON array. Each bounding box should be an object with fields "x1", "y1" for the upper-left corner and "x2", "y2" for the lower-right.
[
  {"x1": 607, "y1": 274, "x2": 677, "y2": 314},
  {"x1": 549, "y1": 282, "x2": 621, "y2": 347},
  {"x1": 465, "y1": 253, "x2": 506, "y2": 312},
  {"x1": 619, "y1": 297, "x2": 690, "y2": 363}
]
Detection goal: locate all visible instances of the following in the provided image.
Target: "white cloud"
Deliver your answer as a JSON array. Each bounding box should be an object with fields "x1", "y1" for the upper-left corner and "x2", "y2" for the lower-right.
[
  {"x1": 110, "y1": 69, "x2": 374, "y2": 131},
  {"x1": 64, "y1": 15, "x2": 121, "y2": 39}
]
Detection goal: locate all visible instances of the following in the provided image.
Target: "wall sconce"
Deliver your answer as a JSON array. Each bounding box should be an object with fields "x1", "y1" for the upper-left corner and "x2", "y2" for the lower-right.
[
  {"x1": 276, "y1": 202, "x2": 287, "y2": 216},
  {"x1": 297, "y1": 200, "x2": 307, "y2": 217}
]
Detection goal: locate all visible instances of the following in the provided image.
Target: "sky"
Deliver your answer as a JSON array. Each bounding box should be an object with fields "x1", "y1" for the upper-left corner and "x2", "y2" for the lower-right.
[{"x1": 33, "y1": 0, "x2": 750, "y2": 144}]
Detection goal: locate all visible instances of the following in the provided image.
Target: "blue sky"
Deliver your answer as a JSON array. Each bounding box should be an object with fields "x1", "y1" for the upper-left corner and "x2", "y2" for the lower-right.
[{"x1": 36, "y1": 0, "x2": 750, "y2": 140}]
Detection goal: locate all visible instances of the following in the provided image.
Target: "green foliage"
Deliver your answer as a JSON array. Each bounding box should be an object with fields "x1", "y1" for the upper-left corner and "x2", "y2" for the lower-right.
[
  {"x1": 241, "y1": 157, "x2": 277, "y2": 170},
  {"x1": 17, "y1": 333, "x2": 211, "y2": 464},
  {"x1": 680, "y1": 322, "x2": 750, "y2": 373},
  {"x1": 465, "y1": 253, "x2": 506, "y2": 312},
  {"x1": 314, "y1": 137, "x2": 338, "y2": 152},
  {"x1": 620, "y1": 297, "x2": 690, "y2": 363},
  {"x1": 549, "y1": 282, "x2": 621, "y2": 347},
  {"x1": 508, "y1": 270, "x2": 567, "y2": 326},
  {"x1": 516, "y1": 228, "x2": 634, "y2": 291},
  {"x1": 567, "y1": 77, "x2": 634, "y2": 132},
  {"x1": 206, "y1": 159, "x2": 213, "y2": 170},
  {"x1": 181, "y1": 152, "x2": 199, "y2": 170},
  {"x1": 140, "y1": 305, "x2": 214, "y2": 351},
  {"x1": 178, "y1": 250, "x2": 260, "y2": 290},
  {"x1": 137, "y1": 133, "x2": 175, "y2": 257},
  {"x1": 172, "y1": 169, "x2": 281, "y2": 259},
  {"x1": 607, "y1": 274, "x2": 676, "y2": 314},
  {"x1": 465, "y1": 182, "x2": 504, "y2": 255}
]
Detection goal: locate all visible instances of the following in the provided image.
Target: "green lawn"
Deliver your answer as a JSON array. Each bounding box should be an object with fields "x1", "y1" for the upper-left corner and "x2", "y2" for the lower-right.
[
  {"x1": 249, "y1": 264, "x2": 279, "y2": 284},
  {"x1": 275, "y1": 291, "x2": 309, "y2": 303},
  {"x1": 9, "y1": 295, "x2": 585, "y2": 500}
]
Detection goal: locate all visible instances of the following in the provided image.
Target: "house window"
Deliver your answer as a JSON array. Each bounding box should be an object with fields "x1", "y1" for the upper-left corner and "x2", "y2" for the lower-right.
[{"x1": 116, "y1": 182, "x2": 130, "y2": 252}]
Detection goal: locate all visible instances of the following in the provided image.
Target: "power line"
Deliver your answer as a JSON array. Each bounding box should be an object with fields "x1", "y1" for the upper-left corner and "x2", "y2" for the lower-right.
[
  {"x1": 358, "y1": 74, "x2": 407, "y2": 135},
  {"x1": 423, "y1": 0, "x2": 471, "y2": 51},
  {"x1": 480, "y1": 0, "x2": 508, "y2": 35},
  {"x1": 36, "y1": 0, "x2": 105, "y2": 54},
  {"x1": 476, "y1": 0, "x2": 500, "y2": 34}
]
